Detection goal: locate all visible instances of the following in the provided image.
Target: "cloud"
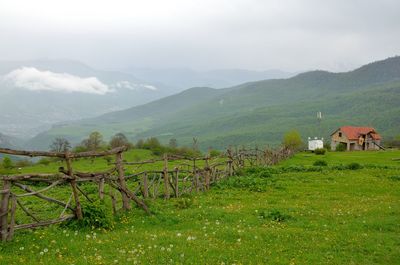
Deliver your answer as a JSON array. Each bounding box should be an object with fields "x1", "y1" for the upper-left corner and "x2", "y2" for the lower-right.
[
  {"x1": 111, "y1": 81, "x2": 157, "y2": 91},
  {"x1": 3, "y1": 67, "x2": 113, "y2": 95}
]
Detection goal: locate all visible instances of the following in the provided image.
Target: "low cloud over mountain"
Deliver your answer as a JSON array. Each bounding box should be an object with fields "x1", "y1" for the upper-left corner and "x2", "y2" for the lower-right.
[{"x1": 3, "y1": 67, "x2": 113, "y2": 95}]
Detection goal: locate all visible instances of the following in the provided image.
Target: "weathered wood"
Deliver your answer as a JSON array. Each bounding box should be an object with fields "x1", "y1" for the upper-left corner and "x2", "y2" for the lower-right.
[
  {"x1": 15, "y1": 180, "x2": 63, "y2": 197},
  {"x1": 116, "y1": 152, "x2": 131, "y2": 210},
  {"x1": 108, "y1": 181, "x2": 150, "y2": 214},
  {"x1": 204, "y1": 155, "x2": 210, "y2": 190},
  {"x1": 0, "y1": 180, "x2": 11, "y2": 242},
  {"x1": 7, "y1": 195, "x2": 17, "y2": 241},
  {"x1": 12, "y1": 182, "x2": 73, "y2": 211},
  {"x1": 142, "y1": 172, "x2": 149, "y2": 199},
  {"x1": 99, "y1": 178, "x2": 105, "y2": 200},
  {"x1": 2, "y1": 173, "x2": 66, "y2": 181},
  {"x1": 66, "y1": 155, "x2": 83, "y2": 220},
  {"x1": 59, "y1": 193, "x2": 73, "y2": 218},
  {"x1": 163, "y1": 154, "x2": 170, "y2": 199},
  {"x1": 228, "y1": 160, "x2": 233, "y2": 177},
  {"x1": 16, "y1": 198, "x2": 40, "y2": 222},
  {"x1": 109, "y1": 188, "x2": 117, "y2": 215},
  {"x1": 14, "y1": 215, "x2": 74, "y2": 230},
  {"x1": 0, "y1": 146, "x2": 126, "y2": 158},
  {"x1": 76, "y1": 185, "x2": 93, "y2": 203},
  {"x1": 195, "y1": 172, "x2": 200, "y2": 192},
  {"x1": 174, "y1": 167, "x2": 179, "y2": 198},
  {"x1": 59, "y1": 167, "x2": 116, "y2": 178}
]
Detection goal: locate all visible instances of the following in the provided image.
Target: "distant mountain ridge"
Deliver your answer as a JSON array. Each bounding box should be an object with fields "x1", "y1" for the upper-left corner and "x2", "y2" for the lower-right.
[
  {"x1": 25, "y1": 56, "x2": 400, "y2": 150},
  {"x1": 122, "y1": 67, "x2": 295, "y2": 89}
]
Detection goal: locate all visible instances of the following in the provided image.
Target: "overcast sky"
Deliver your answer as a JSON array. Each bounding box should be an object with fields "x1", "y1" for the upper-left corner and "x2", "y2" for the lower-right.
[{"x1": 0, "y1": 0, "x2": 399, "y2": 72}]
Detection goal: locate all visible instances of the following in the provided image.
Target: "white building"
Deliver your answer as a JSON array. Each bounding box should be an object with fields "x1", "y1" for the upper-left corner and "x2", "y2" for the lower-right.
[{"x1": 308, "y1": 137, "x2": 324, "y2": 151}]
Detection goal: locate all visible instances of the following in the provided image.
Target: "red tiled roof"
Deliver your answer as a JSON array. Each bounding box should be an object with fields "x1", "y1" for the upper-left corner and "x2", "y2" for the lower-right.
[{"x1": 333, "y1": 126, "x2": 381, "y2": 140}]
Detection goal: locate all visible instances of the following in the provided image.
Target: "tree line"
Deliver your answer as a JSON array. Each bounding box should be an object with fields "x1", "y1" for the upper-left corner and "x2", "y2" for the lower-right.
[{"x1": 49, "y1": 131, "x2": 205, "y2": 157}]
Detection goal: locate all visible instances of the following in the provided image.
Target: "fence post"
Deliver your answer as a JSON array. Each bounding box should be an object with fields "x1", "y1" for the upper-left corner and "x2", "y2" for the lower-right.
[
  {"x1": 163, "y1": 154, "x2": 170, "y2": 199},
  {"x1": 116, "y1": 152, "x2": 131, "y2": 210},
  {"x1": 142, "y1": 172, "x2": 149, "y2": 199},
  {"x1": 99, "y1": 178, "x2": 105, "y2": 200},
  {"x1": 7, "y1": 195, "x2": 16, "y2": 241},
  {"x1": 0, "y1": 180, "x2": 11, "y2": 242},
  {"x1": 174, "y1": 167, "x2": 179, "y2": 198},
  {"x1": 204, "y1": 154, "x2": 210, "y2": 190},
  {"x1": 66, "y1": 154, "x2": 83, "y2": 220},
  {"x1": 228, "y1": 160, "x2": 233, "y2": 177}
]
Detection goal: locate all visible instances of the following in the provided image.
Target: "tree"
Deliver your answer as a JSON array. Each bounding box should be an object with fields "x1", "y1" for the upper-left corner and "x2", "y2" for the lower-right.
[
  {"x1": 2, "y1": 156, "x2": 13, "y2": 169},
  {"x1": 81, "y1": 131, "x2": 104, "y2": 151},
  {"x1": 282, "y1": 130, "x2": 303, "y2": 150},
  {"x1": 109, "y1": 133, "x2": 131, "y2": 149},
  {"x1": 168, "y1": 138, "x2": 178, "y2": 149},
  {"x1": 49, "y1": 138, "x2": 71, "y2": 153},
  {"x1": 135, "y1": 139, "x2": 145, "y2": 149},
  {"x1": 143, "y1": 137, "x2": 161, "y2": 150}
]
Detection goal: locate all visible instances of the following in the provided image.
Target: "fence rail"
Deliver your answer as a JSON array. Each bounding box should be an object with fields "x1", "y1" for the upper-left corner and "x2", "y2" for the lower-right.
[{"x1": 0, "y1": 145, "x2": 293, "y2": 242}]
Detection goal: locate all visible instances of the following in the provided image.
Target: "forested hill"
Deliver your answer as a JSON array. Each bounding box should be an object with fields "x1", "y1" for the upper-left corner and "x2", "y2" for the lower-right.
[{"x1": 26, "y1": 56, "x2": 400, "y2": 150}]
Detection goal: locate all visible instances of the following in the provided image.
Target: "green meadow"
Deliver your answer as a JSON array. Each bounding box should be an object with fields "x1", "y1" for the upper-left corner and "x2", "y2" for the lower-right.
[{"x1": 1, "y1": 150, "x2": 399, "y2": 264}]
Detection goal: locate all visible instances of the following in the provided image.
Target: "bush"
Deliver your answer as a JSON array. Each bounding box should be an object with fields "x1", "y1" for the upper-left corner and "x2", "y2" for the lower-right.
[
  {"x1": 38, "y1": 158, "x2": 51, "y2": 166},
  {"x1": 335, "y1": 143, "x2": 347, "y2": 152},
  {"x1": 314, "y1": 148, "x2": 326, "y2": 155},
  {"x1": 209, "y1": 149, "x2": 221, "y2": 158},
  {"x1": 66, "y1": 200, "x2": 113, "y2": 230},
  {"x1": 313, "y1": 159, "x2": 328, "y2": 166},
  {"x1": 324, "y1": 142, "x2": 331, "y2": 150},
  {"x1": 258, "y1": 209, "x2": 292, "y2": 222},
  {"x1": 174, "y1": 198, "x2": 193, "y2": 209},
  {"x1": 2, "y1": 156, "x2": 13, "y2": 169},
  {"x1": 282, "y1": 130, "x2": 304, "y2": 151},
  {"x1": 15, "y1": 159, "x2": 33, "y2": 168},
  {"x1": 347, "y1": 162, "x2": 363, "y2": 170}
]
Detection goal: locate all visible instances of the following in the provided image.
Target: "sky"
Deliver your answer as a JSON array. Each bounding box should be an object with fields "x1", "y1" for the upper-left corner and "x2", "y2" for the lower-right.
[{"x1": 0, "y1": 0, "x2": 399, "y2": 72}]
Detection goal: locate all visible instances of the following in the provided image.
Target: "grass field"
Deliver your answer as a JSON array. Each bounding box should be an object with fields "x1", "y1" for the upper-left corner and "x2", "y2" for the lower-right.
[{"x1": 1, "y1": 150, "x2": 399, "y2": 264}]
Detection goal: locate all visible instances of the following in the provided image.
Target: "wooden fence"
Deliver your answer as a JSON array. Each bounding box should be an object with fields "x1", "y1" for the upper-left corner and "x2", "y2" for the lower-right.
[{"x1": 0, "y1": 145, "x2": 292, "y2": 242}]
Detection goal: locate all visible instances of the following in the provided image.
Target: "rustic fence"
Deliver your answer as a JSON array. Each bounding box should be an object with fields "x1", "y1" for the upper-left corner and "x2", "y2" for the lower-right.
[{"x1": 0, "y1": 145, "x2": 292, "y2": 242}]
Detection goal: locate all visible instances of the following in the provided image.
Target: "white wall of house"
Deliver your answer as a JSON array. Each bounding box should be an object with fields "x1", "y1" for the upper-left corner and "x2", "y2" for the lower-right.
[{"x1": 308, "y1": 138, "x2": 324, "y2": 151}]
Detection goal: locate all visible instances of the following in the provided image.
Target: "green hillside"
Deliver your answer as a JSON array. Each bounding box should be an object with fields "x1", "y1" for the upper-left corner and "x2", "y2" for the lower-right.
[{"x1": 26, "y1": 56, "x2": 400, "y2": 150}]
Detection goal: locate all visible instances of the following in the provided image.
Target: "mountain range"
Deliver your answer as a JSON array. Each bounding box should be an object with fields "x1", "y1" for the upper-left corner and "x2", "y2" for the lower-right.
[
  {"x1": 0, "y1": 59, "x2": 291, "y2": 140},
  {"x1": 24, "y1": 56, "x2": 400, "y2": 150}
]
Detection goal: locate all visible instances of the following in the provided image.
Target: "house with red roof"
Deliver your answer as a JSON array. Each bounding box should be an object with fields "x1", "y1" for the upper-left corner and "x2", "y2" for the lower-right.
[{"x1": 330, "y1": 126, "x2": 383, "y2": 151}]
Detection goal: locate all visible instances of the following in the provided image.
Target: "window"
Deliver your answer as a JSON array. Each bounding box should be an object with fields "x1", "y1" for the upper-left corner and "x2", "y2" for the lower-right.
[{"x1": 338, "y1": 132, "x2": 342, "y2": 137}]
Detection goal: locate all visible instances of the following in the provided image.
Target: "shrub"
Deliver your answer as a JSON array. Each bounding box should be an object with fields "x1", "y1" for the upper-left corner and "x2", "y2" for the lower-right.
[
  {"x1": 324, "y1": 142, "x2": 331, "y2": 150},
  {"x1": 335, "y1": 143, "x2": 347, "y2": 152},
  {"x1": 347, "y1": 162, "x2": 363, "y2": 170},
  {"x1": 282, "y1": 130, "x2": 304, "y2": 151},
  {"x1": 15, "y1": 159, "x2": 33, "y2": 168},
  {"x1": 314, "y1": 148, "x2": 326, "y2": 155},
  {"x1": 174, "y1": 198, "x2": 193, "y2": 209},
  {"x1": 209, "y1": 149, "x2": 221, "y2": 158},
  {"x1": 313, "y1": 159, "x2": 328, "y2": 166},
  {"x1": 389, "y1": 176, "x2": 400, "y2": 181},
  {"x1": 38, "y1": 158, "x2": 51, "y2": 166},
  {"x1": 258, "y1": 209, "x2": 292, "y2": 222},
  {"x1": 67, "y1": 200, "x2": 113, "y2": 230},
  {"x1": 2, "y1": 156, "x2": 13, "y2": 169}
]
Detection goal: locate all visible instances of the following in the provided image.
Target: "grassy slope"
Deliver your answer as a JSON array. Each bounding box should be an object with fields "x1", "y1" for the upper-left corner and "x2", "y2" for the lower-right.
[
  {"x1": 138, "y1": 81, "x2": 400, "y2": 149},
  {"x1": 1, "y1": 151, "x2": 399, "y2": 264}
]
